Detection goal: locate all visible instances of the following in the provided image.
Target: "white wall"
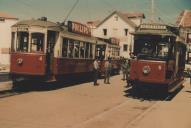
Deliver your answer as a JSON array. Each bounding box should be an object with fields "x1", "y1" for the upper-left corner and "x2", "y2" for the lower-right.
[
  {"x1": 0, "y1": 19, "x2": 18, "y2": 65},
  {"x1": 91, "y1": 13, "x2": 140, "y2": 58}
]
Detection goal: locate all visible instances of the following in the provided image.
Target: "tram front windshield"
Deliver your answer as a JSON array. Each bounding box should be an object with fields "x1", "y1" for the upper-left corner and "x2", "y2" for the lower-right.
[
  {"x1": 134, "y1": 37, "x2": 171, "y2": 60},
  {"x1": 12, "y1": 31, "x2": 45, "y2": 53}
]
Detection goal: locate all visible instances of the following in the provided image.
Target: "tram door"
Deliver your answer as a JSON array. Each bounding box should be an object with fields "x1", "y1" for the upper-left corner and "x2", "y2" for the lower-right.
[{"x1": 46, "y1": 31, "x2": 57, "y2": 75}]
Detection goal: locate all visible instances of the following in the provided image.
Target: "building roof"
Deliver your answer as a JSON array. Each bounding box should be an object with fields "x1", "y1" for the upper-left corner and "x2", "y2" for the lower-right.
[
  {"x1": 176, "y1": 10, "x2": 191, "y2": 28},
  {"x1": 94, "y1": 11, "x2": 145, "y2": 28},
  {"x1": 12, "y1": 18, "x2": 61, "y2": 31},
  {"x1": 86, "y1": 20, "x2": 101, "y2": 28},
  {"x1": 0, "y1": 12, "x2": 18, "y2": 20}
]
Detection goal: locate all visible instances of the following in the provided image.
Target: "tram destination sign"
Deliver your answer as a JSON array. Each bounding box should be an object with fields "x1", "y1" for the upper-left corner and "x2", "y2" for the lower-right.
[
  {"x1": 140, "y1": 24, "x2": 167, "y2": 30},
  {"x1": 68, "y1": 21, "x2": 91, "y2": 36}
]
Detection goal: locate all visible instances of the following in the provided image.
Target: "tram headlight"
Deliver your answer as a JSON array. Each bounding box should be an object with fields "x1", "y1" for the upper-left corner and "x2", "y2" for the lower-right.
[
  {"x1": 142, "y1": 65, "x2": 151, "y2": 75},
  {"x1": 17, "y1": 58, "x2": 23, "y2": 65}
]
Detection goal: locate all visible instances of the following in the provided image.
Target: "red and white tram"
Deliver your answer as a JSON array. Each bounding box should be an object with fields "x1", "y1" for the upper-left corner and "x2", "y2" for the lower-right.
[
  {"x1": 95, "y1": 37, "x2": 121, "y2": 75},
  {"x1": 10, "y1": 18, "x2": 121, "y2": 83},
  {"x1": 130, "y1": 23, "x2": 186, "y2": 93},
  {"x1": 10, "y1": 18, "x2": 97, "y2": 82}
]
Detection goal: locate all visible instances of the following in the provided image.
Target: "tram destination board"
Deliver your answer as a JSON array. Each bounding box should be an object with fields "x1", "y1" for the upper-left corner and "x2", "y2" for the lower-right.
[
  {"x1": 140, "y1": 23, "x2": 167, "y2": 30},
  {"x1": 68, "y1": 21, "x2": 91, "y2": 36}
]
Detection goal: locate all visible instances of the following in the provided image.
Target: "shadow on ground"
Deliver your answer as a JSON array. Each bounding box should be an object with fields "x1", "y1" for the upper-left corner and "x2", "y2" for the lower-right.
[
  {"x1": 12, "y1": 76, "x2": 94, "y2": 93},
  {"x1": 124, "y1": 85, "x2": 184, "y2": 101},
  {"x1": 0, "y1": 76, "x2": 94, "y2": 98}
]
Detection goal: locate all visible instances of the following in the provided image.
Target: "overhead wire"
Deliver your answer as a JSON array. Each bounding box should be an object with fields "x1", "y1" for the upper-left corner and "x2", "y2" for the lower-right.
[
  {"x1": 63, "y1": 0, "x2": 79, "y2": 24},
  {"x1": 85, "y1": 0, "x2": 92, "y2": 22},
  {"x1": 154, "y1": 0, "x2": 181, "y2": 25}
]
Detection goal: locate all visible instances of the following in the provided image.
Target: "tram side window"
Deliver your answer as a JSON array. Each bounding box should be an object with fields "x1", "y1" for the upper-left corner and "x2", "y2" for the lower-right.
[
  {"x1": 62, "y1": 38, "x2": 68, "y2": 57},
  {"x1": 17, "y1": 32, "x2": 29, "y2": 52},
  {"x1": 89, "y1": 44, "x2": 93, "y2": 58},
  {"x1": 68, "y1": 40, "x2": 74, "y2": 58},
  {"x1": 80, "y1": 42, "x2": 85, "y2": 58},
  {"x1": 85, "y1": 43, "x2": 90, "y2": 58},
  {"x1": 117, "y1": 48, "x2": 120, "y2": 56},
  {"x1": 11, "y1": 32, "x2": 15, "y2": 52},
  {"x1": 96, "y1": 45, "x2": 105, "y2": 60},
  {"x1": 31, "y1": 33, "x2": 44, "y2": 52},
  {"x1": 74, "y1": 41, "x2": 80, "y2": 58},
  {"x1": 107, "y1": 46, "x2": 111, "y2": 58},
  {"x1": 178, "y1": 45, "x2": 186, "y2": 67}
]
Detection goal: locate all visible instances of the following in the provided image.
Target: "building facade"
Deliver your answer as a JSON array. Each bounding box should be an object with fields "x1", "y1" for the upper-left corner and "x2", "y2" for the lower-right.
[
  {"x1": 0, "y1": 12, "x2": 18, "y2": 67},
  {"x1": 176, "y1": 10, "x2": 191, "y2": 63},
  {"x1": 87, "y1": 11, "x2": 145, "y2": 58}
]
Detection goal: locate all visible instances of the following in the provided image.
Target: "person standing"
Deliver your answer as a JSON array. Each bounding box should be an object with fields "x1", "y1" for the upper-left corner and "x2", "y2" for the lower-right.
[
  {"x1": 187, "y1": 68, "x2": 191, "y2": 85},
  {"x1": 126, "y1": 59, "x2": 131, "y2": 86},
  {"x1": 104, "y1": 58, "x2": 112, "y2": 84},
  {"x1": 93, "y1": 58, "x2": 99, "y2": 85},
  {"x1": 121, "y1": 59, "x2": 127, "y2": 80}
]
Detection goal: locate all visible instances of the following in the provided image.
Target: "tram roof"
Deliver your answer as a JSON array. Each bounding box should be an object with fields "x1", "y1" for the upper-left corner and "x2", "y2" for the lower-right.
[
  {"x1": 132, "y1": 23, "x2": 178, "y2": 37},
  {"x1": 132, "y1": 30, "x2": 176, "y2": 36},
  {"x1": 12, "y1": 19, "x2": 61, "y2": 31}
]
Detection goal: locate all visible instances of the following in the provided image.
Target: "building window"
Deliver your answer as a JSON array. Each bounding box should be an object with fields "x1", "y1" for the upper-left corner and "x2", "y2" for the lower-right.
[
  {"x1": 123, "y1": 44, "x2": 128, "y2": 52},
  {"x1": 103, "y1": 29, "x2": 107, "y2": 36},
  {"x1": 124, "y1": 28, "x2": 128, "y2": 36}
]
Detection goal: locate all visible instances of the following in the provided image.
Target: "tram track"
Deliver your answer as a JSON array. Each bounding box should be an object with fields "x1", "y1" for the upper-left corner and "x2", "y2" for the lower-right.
[
  {"x1": 124, "y1": 86, "x2": 183, "y2": 128},
  {"x1": 72, "y1": 86, "x2": 182, "y2": 128}
]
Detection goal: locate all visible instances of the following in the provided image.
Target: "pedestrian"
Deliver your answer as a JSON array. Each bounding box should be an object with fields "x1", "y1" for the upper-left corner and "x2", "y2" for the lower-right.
[
  {"x1": 126, "y1": 59, "x2": 131, "y2": 86},
  {"x1": 93, "y1": 58, "x2": 99, "y2": 85},
  {"x1": 104, "y1": 58, "x2": 112, "y2": 84},
  {"x1": 187, "y1": 68, "x2": 191, "y2": 85},
  {"x1": 121, "y1": 59, "x2": 127, "y2": 80}
]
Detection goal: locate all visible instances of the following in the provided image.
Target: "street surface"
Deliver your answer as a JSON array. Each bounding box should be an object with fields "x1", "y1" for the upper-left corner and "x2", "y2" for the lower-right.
[{"x1": 0, "y1": 74, "x2": 190, "y2": 128}]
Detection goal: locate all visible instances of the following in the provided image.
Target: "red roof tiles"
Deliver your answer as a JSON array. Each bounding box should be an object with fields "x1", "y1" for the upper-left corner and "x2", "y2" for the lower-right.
[{"x1": 176, "y1": 10, "x2": 191, "y2": 27}]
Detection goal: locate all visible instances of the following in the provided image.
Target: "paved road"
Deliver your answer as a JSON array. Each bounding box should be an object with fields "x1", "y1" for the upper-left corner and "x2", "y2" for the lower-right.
[
  {"x1": 127, "y1": 78, "x2": 191, "y2": 128},
  {"x1": 0, "y1": 75, "x2": 189, "y2": 128}
]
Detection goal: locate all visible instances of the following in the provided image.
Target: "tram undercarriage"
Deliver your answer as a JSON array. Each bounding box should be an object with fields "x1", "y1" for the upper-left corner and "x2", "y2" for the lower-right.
[{"x1": 130, "y1": 78, "x2": 184, "y2": 93}]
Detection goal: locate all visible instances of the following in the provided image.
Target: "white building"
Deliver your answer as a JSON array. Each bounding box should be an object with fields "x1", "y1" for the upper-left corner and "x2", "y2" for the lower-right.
[
  {"x1": 176, "y1": 10, "x2": 191, "y2": 63},
  {"x1": 87, "y1": 11, "x2": 145, "y2": 58},
  {"x1": 0, "y1": 12, "x2": 18, "y2": 66}
]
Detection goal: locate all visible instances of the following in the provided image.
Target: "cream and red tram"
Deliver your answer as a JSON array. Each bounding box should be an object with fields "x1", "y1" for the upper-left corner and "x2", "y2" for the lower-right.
[
  {"x1": 10, "y1": 18, "x2": 97, "y2": 82},
  {"x1": 130, "y1": 23, "x2": 186, "y2": 93},
  {"x1": 95, "y1": 37, "x2": 121, "y2": 75}
]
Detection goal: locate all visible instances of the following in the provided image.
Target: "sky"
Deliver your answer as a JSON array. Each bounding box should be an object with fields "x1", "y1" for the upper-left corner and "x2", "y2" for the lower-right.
[{"x1": 0, "y1": 0, "x2": 191, "y2": 25}]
